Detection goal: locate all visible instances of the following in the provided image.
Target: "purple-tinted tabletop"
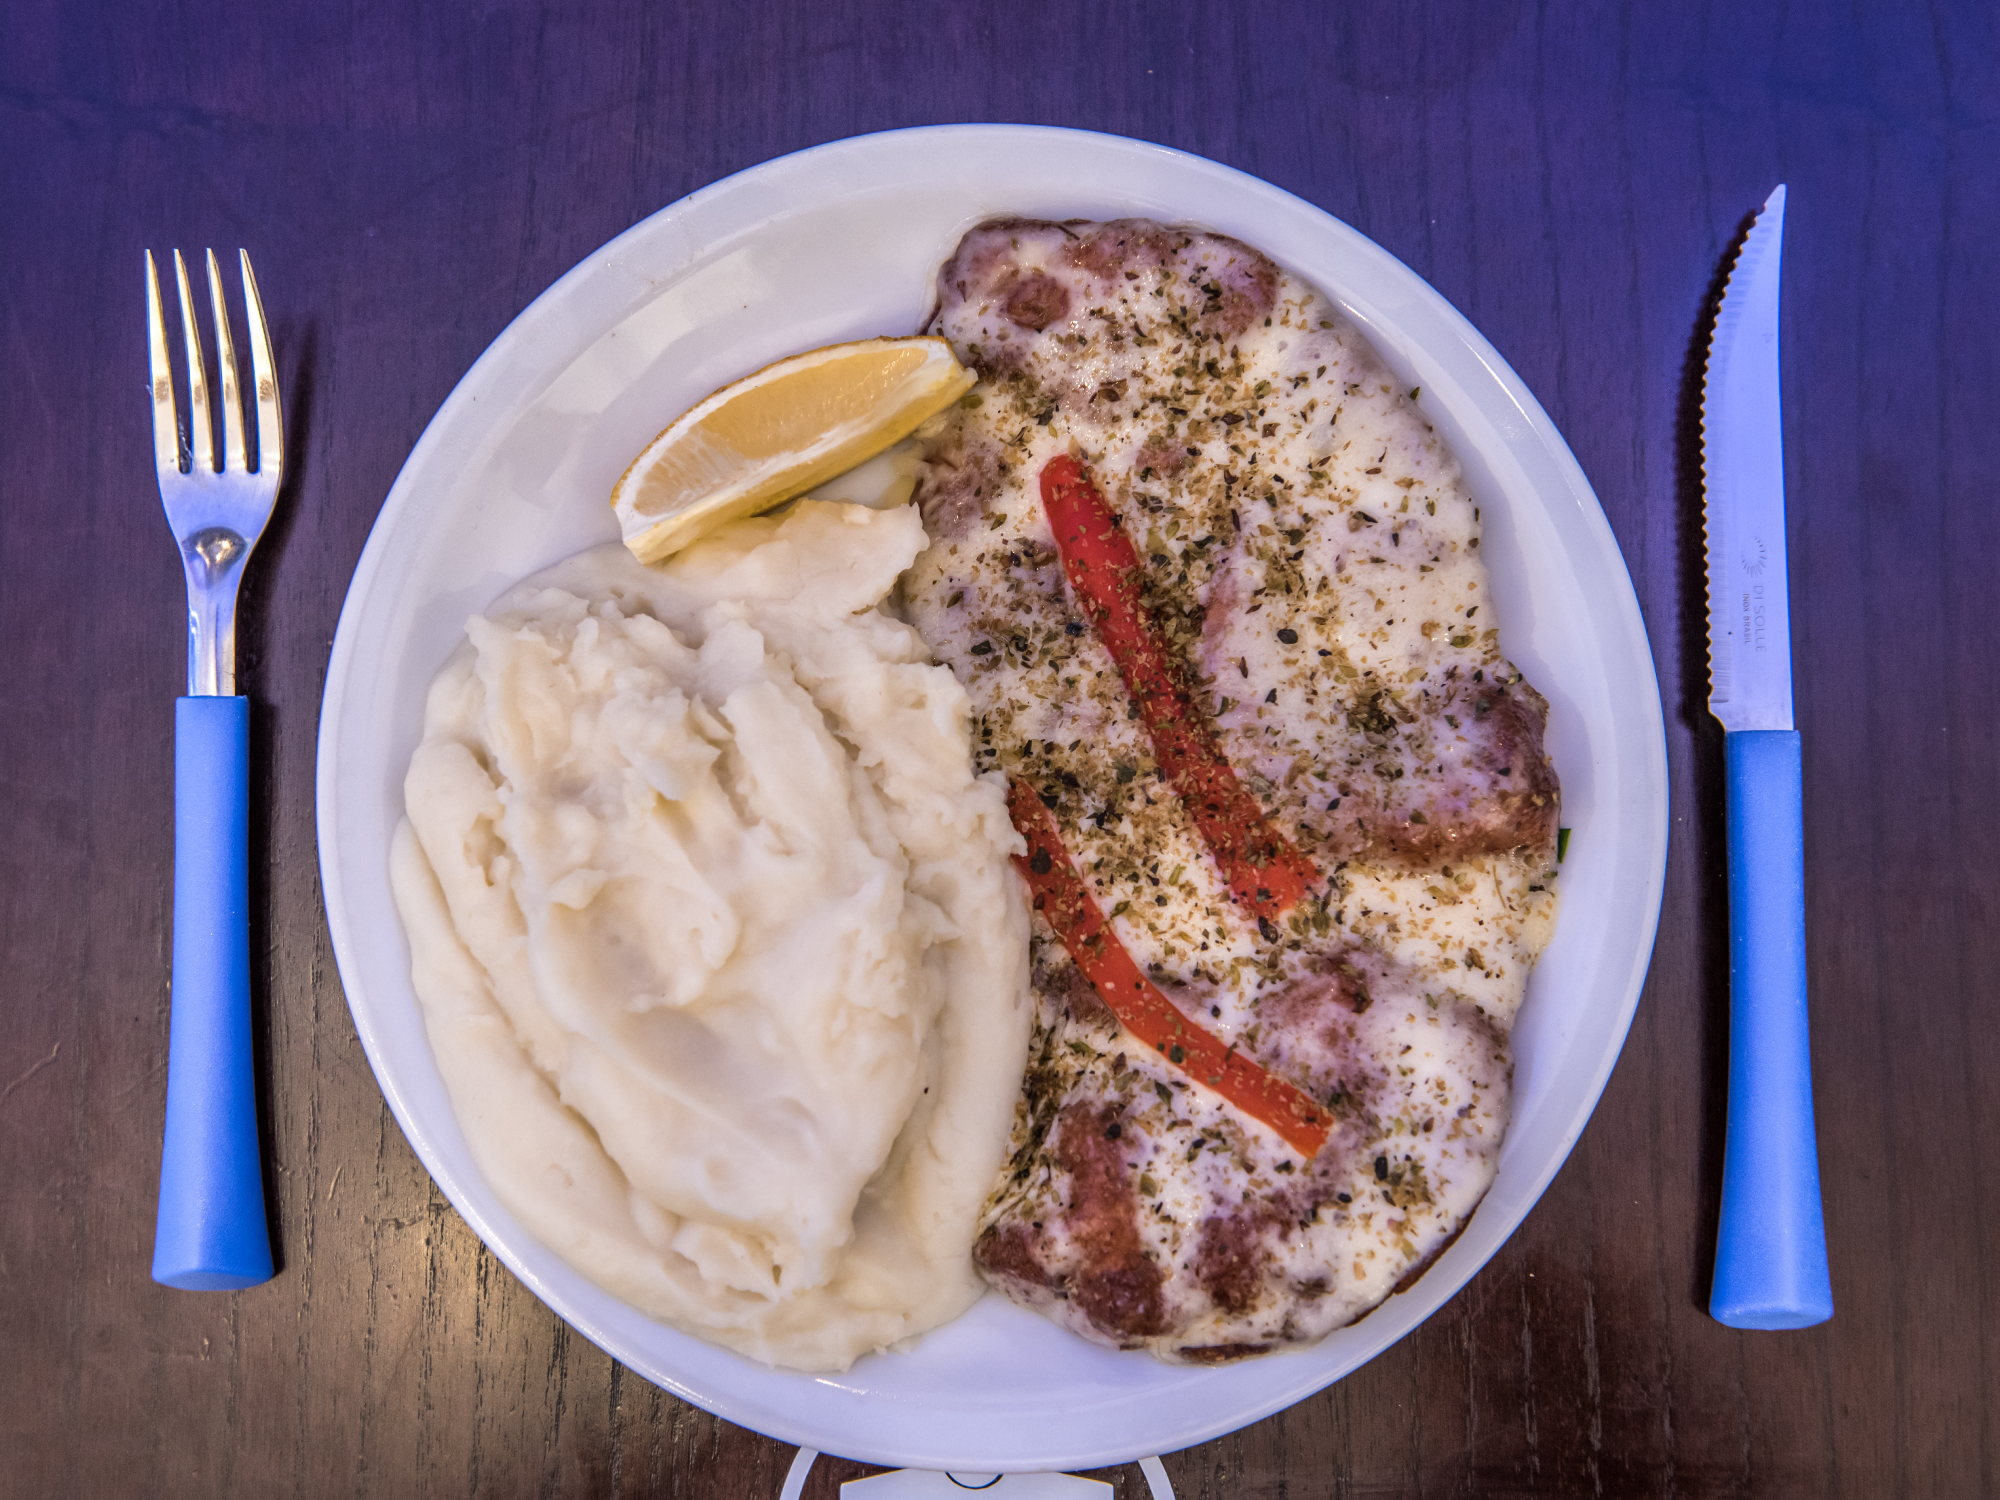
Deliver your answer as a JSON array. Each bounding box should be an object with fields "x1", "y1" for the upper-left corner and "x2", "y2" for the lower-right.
[{"x1": 2, "y1": 3, "x2": 1993, "y2": 1495}]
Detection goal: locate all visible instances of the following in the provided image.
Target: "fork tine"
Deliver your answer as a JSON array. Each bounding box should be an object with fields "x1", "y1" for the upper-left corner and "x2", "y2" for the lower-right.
[
  {"x1": 205, "y1": 250, "x2": 247, "y2": 474},
  {"x1": 173, "y1": 251, "x2": 214, "y2": 474},
  {"x1": 239, "y1": 250, "x2": 282, "y2": 478},
  {"x1": 145, "y1": 251, "x2": 182, "y2": 477}
]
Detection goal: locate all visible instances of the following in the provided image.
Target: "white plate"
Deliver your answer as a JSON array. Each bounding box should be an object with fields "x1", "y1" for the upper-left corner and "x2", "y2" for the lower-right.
[{"x1": 317, "y1": 125, "x2": 1668, "y2": 1474}]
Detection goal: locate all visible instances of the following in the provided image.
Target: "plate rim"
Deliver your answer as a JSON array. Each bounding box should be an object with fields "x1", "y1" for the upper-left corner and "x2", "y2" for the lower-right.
[{"x1": 317, "y1": 122, "x2": 1669, "y2": 1471}]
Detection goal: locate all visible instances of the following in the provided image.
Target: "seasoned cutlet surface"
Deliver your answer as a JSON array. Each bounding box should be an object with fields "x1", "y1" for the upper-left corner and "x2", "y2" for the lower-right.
[{"x1": 903, "y1": 218, "x2": 1561, "y2": 1361}]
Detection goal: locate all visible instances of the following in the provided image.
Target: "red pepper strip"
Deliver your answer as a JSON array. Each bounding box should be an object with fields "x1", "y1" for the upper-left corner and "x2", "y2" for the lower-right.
[
  {"x1": 1039, "y1": 454, "x2": 1319, "y2": 920},
  {"x1": 1008, "y1": 780, "x2": 1332, "y2": 1160}
]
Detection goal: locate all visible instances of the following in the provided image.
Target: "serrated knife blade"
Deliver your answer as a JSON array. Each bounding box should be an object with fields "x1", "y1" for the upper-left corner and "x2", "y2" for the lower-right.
[
  {"x1": 1702, "y1": 185, "x2": 1833, "y2": 1330},
  {"x1": 1705, "y1": 186, "x2": 1795, "y2": 732}
]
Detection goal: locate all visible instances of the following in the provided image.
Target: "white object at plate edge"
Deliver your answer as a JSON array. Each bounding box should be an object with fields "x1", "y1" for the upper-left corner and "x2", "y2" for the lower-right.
[{"x1": 781, "y1": 1450, "x2": 1173, "y2": 1497}]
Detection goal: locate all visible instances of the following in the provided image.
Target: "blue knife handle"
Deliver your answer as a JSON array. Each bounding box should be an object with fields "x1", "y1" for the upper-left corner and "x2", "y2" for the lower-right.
[
  {"x1": 1711, "y1": 729, "x2": 1832, "y2": 1328},
  {"x1": 153, "y1": 696, "x2": 274, "y2": 1290}
]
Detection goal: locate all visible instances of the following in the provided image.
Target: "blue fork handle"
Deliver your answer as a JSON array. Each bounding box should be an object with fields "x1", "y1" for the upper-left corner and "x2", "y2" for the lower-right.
[
  {"x1": 1711, "y1": 730, "x2": 1832, "y2": 1328},
  {"x1": 153, "y1": 696, "x2": 273, "y2": 1290}
]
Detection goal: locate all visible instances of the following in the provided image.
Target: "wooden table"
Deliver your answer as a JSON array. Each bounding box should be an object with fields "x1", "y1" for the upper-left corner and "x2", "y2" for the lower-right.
[{"x1": 4, "y1": 3, "x2": 1990, "y2": 1494}]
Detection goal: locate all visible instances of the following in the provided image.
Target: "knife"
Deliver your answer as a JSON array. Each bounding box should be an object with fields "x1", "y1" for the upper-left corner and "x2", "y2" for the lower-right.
[{"x1": 1702, "y1": 185, "x2": 1833, "y2": 1329}]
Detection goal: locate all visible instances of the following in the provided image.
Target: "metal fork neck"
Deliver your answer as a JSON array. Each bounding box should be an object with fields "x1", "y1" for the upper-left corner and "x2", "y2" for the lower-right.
[{"x1": 183, "y1": 526, "x2": 249, "y2": 696}]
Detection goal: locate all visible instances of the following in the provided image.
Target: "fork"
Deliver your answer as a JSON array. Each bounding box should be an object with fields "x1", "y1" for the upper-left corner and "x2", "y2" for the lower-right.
[{"x1": 146, "y1": 248, "x2": 282, "y2": 1290}]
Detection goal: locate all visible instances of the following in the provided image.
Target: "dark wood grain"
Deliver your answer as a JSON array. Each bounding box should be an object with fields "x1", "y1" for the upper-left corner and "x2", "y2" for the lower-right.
[{"x1": 3, "y1": 1, "x2": 1994, "y2": 1495}]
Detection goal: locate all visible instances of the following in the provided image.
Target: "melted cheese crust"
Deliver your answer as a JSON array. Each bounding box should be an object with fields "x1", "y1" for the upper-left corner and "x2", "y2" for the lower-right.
[{"x1": 903, "y1": 219, "x2": 1561, "y2": 1360}]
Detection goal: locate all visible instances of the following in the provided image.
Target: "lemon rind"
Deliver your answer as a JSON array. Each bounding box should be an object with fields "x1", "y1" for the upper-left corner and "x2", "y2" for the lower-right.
[{"x1": 612, "y1": 339, "x2": 974, "y2": 565}]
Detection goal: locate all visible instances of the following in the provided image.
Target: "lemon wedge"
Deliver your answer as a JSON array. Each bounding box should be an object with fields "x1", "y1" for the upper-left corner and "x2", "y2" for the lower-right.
[{"x1": 612, "y1": 337, "x2": 975, "y2": 564}]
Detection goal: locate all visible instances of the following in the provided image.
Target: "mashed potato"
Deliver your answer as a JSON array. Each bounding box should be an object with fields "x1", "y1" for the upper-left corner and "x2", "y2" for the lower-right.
[{"x1": 390, "y1": 500, "x2": 1032, "y2": 1371}]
